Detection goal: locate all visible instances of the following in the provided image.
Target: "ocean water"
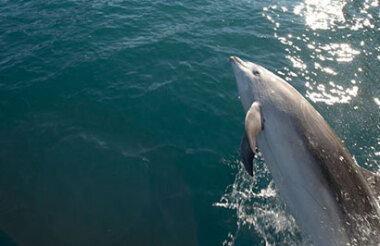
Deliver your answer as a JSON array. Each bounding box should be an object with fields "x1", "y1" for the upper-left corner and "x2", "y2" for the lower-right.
[{"x1": 0, "y1": 0, "x2": 379, "y2": 245}]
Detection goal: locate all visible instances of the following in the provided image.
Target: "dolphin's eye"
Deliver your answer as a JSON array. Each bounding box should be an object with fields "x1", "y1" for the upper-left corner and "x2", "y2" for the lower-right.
[{"x1": 253, "y1": 71, "x2": 260, "y2": 76}]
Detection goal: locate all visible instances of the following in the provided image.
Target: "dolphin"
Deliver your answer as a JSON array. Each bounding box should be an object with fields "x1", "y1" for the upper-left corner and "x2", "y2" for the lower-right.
[{"x1": 229, "y1": 56, "x2": 380, "y2": 245}]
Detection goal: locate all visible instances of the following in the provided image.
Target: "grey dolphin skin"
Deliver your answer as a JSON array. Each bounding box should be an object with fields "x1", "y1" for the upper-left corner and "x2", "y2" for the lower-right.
[{"x1": 230, "y1": 56, "x2": 380, "y2": 245}]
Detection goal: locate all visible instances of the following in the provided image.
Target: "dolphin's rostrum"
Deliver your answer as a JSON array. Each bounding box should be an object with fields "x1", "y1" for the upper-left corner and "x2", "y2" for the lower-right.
[{"x1": 230, "y1": 56, "x2": 380, "y2": 246}]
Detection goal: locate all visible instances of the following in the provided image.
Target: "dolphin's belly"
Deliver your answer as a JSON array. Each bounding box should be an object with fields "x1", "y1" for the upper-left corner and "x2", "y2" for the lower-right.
[{"x1": 256, "y1": 120, "x2": 350, "y2": 245}]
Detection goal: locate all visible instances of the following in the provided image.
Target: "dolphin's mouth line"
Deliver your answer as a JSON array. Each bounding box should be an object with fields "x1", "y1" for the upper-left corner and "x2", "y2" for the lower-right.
[{"x1": 230, "y1": 56, "x2": 247, "y2": 68}]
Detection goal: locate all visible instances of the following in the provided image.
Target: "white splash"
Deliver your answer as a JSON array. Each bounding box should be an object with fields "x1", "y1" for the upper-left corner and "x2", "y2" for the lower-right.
[{"x1": 214, "y1": 158, "x2": 304, "y2": 245}]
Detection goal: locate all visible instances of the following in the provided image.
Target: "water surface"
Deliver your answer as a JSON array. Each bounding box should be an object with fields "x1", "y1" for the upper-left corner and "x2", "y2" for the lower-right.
[{"x1": 0, "y1": 0, "x2": 379, "y2": 245}]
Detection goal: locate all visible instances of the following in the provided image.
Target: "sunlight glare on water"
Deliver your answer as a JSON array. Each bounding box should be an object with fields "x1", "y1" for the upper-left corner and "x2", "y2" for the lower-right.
[
  {"x1": 262, "y1": 0, "x2": 378, "y2": 105},
  {"x1": 294, "y1": 0, "x2": 346, "y2": 30}
]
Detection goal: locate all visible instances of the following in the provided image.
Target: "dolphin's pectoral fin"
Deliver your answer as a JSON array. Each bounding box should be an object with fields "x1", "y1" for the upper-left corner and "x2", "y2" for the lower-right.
[
  {"x1": 240, "y1": 102, "x2": 263, "y2": 176},
  {"x1": 241, "y1": 132, "x2": 255, "y2": 176},
  {"x1": 245, "y1": 102, "x2": 263, "y2": 152},
  {"x1": 359, "y1": 166, "x2": 380, "y2": 202}
]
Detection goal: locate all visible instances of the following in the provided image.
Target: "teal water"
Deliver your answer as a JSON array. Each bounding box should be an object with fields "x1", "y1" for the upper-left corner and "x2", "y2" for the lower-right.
[{"x1": 0, "y1": 0, "x2": 379, "y2": 245}]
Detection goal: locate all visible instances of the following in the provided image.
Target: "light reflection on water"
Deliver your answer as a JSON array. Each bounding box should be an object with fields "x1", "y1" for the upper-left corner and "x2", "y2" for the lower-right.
[
  {"x1": 294, "y1": 0, "x2": 346, "y2": 30},
  {"x1": 262, "y1": 0, "x2": 378, "y2": 105}
]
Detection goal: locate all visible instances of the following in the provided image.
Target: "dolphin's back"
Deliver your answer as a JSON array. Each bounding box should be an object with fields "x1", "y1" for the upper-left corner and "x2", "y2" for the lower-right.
[
  {"x1": 293, "y1": 95, "x2": 380, "y2": 244},
  {"x1": 262, "y1": 72, "x2": 380, "y2": 244}
]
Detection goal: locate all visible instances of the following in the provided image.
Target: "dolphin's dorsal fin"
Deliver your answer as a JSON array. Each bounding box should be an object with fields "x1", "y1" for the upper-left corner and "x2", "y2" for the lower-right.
[
  {"x1": 240, "y1": 102, "x2": 263, "y2": 176},
  {"x1": 359, "y1": 166, "x2": 380, "y2": 202}
]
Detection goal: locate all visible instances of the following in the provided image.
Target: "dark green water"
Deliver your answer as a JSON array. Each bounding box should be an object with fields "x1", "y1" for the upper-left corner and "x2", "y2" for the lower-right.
[{"x1": 0, "y1": 0, "x2": 379, "y2": 245}]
